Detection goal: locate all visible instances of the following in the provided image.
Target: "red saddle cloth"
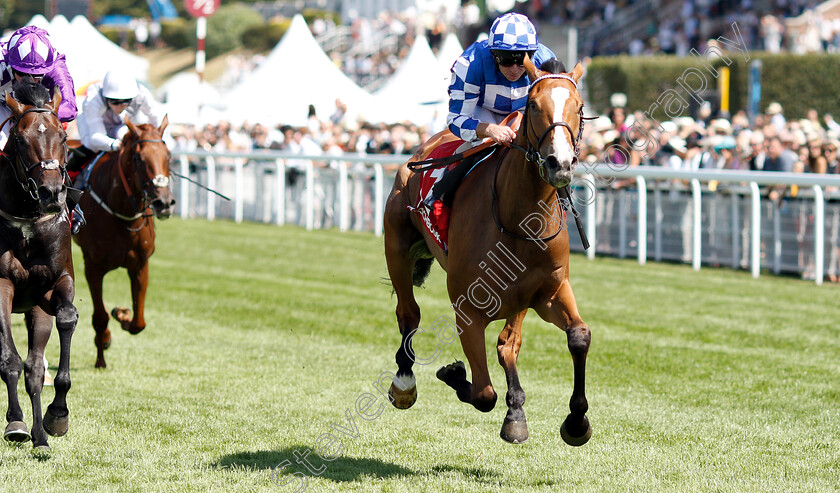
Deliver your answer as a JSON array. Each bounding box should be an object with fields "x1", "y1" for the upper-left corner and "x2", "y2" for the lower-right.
[{"x1": 409, "y1": 139, "x2": 464, "y2": 253}]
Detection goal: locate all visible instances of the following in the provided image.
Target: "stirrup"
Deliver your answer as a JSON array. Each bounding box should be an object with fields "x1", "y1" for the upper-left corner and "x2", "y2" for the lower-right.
[{"x1": 71, "y1": 205, "x2": 86, "y2": 235}]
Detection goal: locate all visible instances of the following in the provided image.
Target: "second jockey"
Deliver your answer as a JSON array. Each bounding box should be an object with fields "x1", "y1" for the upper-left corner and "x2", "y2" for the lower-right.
[{"x1": 67, "y1": 70, "x2": 167, "y2": 233}]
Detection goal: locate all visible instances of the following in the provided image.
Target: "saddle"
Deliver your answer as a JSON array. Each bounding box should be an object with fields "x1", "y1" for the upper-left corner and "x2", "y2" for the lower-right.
[{"x1": 407, "y1": 113, "x2": 523, "y2": 253}]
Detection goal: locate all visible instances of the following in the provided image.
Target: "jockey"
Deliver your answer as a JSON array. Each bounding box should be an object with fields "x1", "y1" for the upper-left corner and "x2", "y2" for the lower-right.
[
  {"x1": 67, "y1": 70, "x2": 166, "y2": 233},
  {"x1": 424, "y1": 13, "x2": 560, "y2": 207},
  {"x1": 0, "y1": 25, "x2": 77, "y2": 148}
]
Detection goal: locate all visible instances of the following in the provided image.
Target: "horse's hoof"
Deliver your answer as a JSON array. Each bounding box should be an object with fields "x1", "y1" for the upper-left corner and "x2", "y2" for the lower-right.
[
  {"x1": 111, "y1": 307, "x2": 140, "y2": 333},
  {"x1": 435, "y1": 360, "x2": 466, "y2": 383},
  {"x1": 4, "y1": 421, "x2": 31, "y2": 442},
  {"x1": 43, "y1": 410, "x2": 69, "y2": 437},
  {"x1": 32, "y1": 445, "x2": 51, "y2": 457},
  {"x1": 560, "y1": 415, "x2": 592, "y2": 446},
  {"x1": 500, "y1": 418, "x2": 529, "y2": 444},
  {"x1": 95, "y1": 359, "x2": 107, "y2": 369},
  {"x1": 388, "y1": 377, "x2": 417, "y2": 409}
]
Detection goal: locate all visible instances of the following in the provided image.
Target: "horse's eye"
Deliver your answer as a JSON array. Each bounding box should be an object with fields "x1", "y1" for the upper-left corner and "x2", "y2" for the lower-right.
[{"x1": 528, "y1": 101, "x2": 537, "y2": 110}]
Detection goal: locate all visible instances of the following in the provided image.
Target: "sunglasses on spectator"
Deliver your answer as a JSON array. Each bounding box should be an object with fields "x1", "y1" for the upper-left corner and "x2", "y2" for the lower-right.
[
  {"x1": 106, "y1": 98, "x2": 133, "y2": 106},
  {"x1": 12, "y1": 69, "x2": 44, "y2": 81},
  {"x1": 492, "y1": 50, "x2": 534, "y2": 67}
]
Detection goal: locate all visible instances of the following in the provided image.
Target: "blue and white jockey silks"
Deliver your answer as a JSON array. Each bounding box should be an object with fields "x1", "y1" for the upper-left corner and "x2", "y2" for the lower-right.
[{"x1": 447, "y1": 40, "x2": 556, "y2": 142}]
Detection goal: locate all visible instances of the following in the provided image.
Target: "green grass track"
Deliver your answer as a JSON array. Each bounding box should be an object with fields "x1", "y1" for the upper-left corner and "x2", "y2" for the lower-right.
[{"x1": 0, "y1": 219, "x2": 838, "y2": 492}]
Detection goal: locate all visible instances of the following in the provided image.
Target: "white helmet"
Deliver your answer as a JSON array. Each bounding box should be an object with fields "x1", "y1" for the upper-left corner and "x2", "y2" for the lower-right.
[{"x1": 101, "y1": 71, "x2": 138, "y2": 100}]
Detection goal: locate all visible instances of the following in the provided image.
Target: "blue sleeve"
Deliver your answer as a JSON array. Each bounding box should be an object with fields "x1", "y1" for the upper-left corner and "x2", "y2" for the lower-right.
[{"x1": 447, "y1": 49, "x2": 484, "y2": 141}]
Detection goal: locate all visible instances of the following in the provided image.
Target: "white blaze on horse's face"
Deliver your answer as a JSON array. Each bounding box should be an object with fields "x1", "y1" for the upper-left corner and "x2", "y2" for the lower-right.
[{"x1": 550, "y1": 87, "x2": 576, "y2": 168}]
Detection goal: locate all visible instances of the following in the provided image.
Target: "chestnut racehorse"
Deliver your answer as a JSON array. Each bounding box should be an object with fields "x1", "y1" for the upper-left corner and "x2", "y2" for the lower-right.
[
  {"x1": 384, "y1": 59, "x2": 592, "y2": 445},
  {"x1": 0, "y1": 80, "x2": 78, "y2": 451},
  {"x1": 73, "y1": 116, "x2": 174, "y2": 368}
]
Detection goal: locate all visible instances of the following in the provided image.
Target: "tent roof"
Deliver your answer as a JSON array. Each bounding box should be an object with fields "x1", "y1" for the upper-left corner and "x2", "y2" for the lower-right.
[
  {"x1": 375, "y1": 35, "x2": 449, "y2": 106},
  {"x1": 437, "y1": 33, "x2": 463, "y2": 75},
  {"x1": 224, "y1": 14, "x2": 377, "y2": 127},
  {"x1": 67, "y1": 15, "x2": 149, "y2": 85}
]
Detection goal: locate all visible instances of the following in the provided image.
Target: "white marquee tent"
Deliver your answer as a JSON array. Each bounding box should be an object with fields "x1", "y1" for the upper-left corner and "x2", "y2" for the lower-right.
[
  {"x1": 373, "y1": 34, "x2": 449, "y2": 125},
  {"x1": 17, "y1": 15, "x2": 149, "y2": 88},
  {"x1": 436, "y1": 32, "x2": 463, "y2": 76},
  {"x1": 157, "y1": 72, "x2": 226, "y2": 125},
  {"x1": 224, "y1": 14, "x2": 380, "y2": 127}
]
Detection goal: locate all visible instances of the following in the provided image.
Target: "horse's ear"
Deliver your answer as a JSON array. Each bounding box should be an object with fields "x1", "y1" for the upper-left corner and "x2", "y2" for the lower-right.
[
  {"x1": 524, "y1": 54, "x2": 539, "y2": 81},
  {"x1": 158, "y1": 114, "x2": 169, "y2": 134},
  {"x1": 46, "y1": 86, "x2": 62, "y2": 113},
  {"x1": 125, "y1": 116, "x2": 140, "y2": 136},
  {"x1": 5, "y1": 91, "x2": 24, "y2": 116},
  {"x1": 570, "y1": 61, "x2": 584, "y2": 83}
]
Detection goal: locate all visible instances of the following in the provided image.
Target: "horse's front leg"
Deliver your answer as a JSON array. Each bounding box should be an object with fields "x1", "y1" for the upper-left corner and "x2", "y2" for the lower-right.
[
  {"x1": 0, "y1": 281, "x2": 28, "y2": 442},
  {"x1": 23, "y1": 308, "x2": 52, "y2": 450},
  {"x1": 84, "y1": 259, "x2": 111, "y2": 368},
  {"x1": 43, "y1": 272, "x2": 77, "y2": 439},
  {"x1": 535, "y1": 279, "x2": 592, "y2": 446},
  {"x1": 497, "y1": 309, "x2": 528, "y2": 443}
]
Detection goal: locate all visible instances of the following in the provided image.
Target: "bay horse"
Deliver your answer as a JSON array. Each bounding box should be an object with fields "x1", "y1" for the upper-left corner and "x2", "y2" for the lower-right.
[
  {"x1": 0, "y1": 80, "x2": 78, "y2": 451},
  {"x1": 384, "y1": 59, "x2": 592, "y2": 445},
  {"x1": 73, "y1": 116, "x2": 174, "y2": 368}
]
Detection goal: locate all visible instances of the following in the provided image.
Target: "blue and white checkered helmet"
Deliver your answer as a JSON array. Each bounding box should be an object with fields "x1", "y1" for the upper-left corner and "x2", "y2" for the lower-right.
[{"x1": 489, "y1": 13, "x2": 538, "y2": 51}]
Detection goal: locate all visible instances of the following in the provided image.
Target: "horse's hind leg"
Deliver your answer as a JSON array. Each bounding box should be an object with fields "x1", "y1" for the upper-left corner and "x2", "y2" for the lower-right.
[
  {"x1": 23, "y1": 308, "x2": 51, "y2": 450},
  {"x1": 535, "y1": 280, "x2": 592, "y2": 446},
  {"x1": 85, "y1": 260, "x2": 111, "y2": 368},
  {"x1": 0, "y1": 284, "x2": 28, "y2": 442},
  {"x1": 437, "y1": 313, "x2": 497, "y2": 413},
  {"x1": 497, "y1": 310, "x2": 528, "y2": 443},
  {"x1": 122, "y1": 260, "x2": 149, "y2": 335},
  {"x1": 384, "y1": 215, "x2": 423, "y2": 409},
  {"x1": 44, "y1": 273, "x2": 77, "y2": 439}
]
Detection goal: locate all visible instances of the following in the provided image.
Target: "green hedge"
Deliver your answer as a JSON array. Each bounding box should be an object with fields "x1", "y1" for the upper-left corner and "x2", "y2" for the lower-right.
[
  {"x1": 241, "y1": 20, "x2": 290, "y2": 52},
  {"x1": 586, "y1": 52, "x2": 840, "y2": 120}
]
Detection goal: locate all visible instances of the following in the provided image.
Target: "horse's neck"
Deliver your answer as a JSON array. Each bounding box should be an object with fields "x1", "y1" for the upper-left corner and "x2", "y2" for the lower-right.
[{"x1": 497, "y1": 150, "x2": 559, "y2": 224}]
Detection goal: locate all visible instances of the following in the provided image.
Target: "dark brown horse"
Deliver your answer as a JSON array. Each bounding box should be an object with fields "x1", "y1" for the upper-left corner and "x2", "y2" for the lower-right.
[
  {"x1": 0, "y1": 81, "x2": 77, "y2": 451},
  {"x1": 73, "y1": 116, "x2": 174, "y2": 368},
  {"x1": 384, "y1": 59, "x2": 592, "y2": 445}
]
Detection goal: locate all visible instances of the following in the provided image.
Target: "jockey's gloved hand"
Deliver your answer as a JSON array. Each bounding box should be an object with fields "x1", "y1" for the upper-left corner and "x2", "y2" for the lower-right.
[{"x1": 110, "y1": 140, "x2": 122, "y2": 152}]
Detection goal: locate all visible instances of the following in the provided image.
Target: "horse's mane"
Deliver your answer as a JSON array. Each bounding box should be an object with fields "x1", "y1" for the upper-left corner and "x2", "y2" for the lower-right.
[
  {"x1": 540, "y1": 58, "x2": 566, "y2": 75},
  {"x1": 12, "y1": 78, "x2": 51, "y2": 108}
]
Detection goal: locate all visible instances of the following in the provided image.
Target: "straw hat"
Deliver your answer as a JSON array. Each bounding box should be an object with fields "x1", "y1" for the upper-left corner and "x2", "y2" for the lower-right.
[{"x1": 767, "y1": 102, "x2": 783, "y2": 115}]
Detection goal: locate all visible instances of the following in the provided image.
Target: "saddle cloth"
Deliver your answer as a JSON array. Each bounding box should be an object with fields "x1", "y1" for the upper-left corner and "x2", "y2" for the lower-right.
[{"x1": 408, "y1": 140, "x2": 464, "y2": 253}]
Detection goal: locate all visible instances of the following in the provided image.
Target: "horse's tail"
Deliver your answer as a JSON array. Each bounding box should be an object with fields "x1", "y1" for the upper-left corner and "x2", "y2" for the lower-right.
[{"x1": 409, "y1": 240, "x2": 434, "y2": 287}]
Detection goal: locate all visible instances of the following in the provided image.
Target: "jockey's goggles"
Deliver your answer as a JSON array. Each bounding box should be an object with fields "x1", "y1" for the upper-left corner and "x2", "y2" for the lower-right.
[
  {"x1": 492, "y1": 50, "x2": 535, "y2": 67},
  {"x1": 106, "y1": 98, "x2": 133, "y2": 106},
  {"x1": 12, "y1": 69, "x2": 44, "y2": 81}
]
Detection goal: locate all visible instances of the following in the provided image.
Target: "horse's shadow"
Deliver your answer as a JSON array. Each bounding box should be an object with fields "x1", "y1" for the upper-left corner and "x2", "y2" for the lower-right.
[{"x1": 213, "y1": 446, "x2": 413, "y2": 483}]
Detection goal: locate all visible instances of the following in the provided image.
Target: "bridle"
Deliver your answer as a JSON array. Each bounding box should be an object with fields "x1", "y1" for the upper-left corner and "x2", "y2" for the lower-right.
[
  {"x1": 89, "y1": 136, "x2": 170, "y2": 227},
  {"x1": 509, "y1": 73, "x2": 588, "y2": 181},
  {"x1": 494, "y1": 72, "x2": 593, "y2": 247},
  {"x1": 1, "y1": 107, "x2": 67, "y2": 201}
]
